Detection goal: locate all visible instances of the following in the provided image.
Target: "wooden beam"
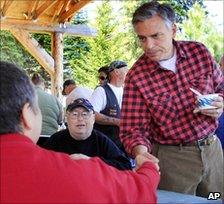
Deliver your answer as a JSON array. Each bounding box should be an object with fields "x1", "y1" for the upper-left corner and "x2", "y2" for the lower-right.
[
  {"x1": 58, "y1": 0, "x2": 71, "y2": 19},
  {"x1": 33, "y1": 0, "x2": 40, "y2": 12},
  {"x1": 51, "y1": 1, "x2": 64, "y2": 23},
  {"x1": 0, "y1": 0, "x2": 4, "y2": 10},
  {"x1": 1, "y1": 19, "x2": 97, "y2": 37},
  {"x1": 59, "y1": 0, "x2": 91, "y2": 23},
  {"x1": 10, "y1": 29, "x2": 55, "y2": 76},
  {"x1": 28, "y1": 0, "x2": 38, "y2": 19},
  {"x1": 1, "y1": 0, "x2": 13, "y2": 17},
  {"x1": 34, "y1": 0, "x2": 58, "y2": 20},
  {"x1": 30, "y1": 0, "x2": 40, "y2": 20},
  {"x1": 51, "y1": 32, "x2": 63, "y2": 102}
]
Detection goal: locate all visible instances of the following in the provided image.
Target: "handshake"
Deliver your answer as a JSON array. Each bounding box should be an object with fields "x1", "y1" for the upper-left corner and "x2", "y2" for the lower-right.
[{"x1": 134, "y1": 152, "x2": 160, "y2": 172}]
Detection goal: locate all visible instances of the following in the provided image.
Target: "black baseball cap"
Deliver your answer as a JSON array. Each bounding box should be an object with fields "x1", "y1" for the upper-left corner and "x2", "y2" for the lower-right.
[
  {"x1": 62, "y1": 79, "x2": 75, "y2": 95},
  {"x1": 109, "y1": 60, "x2": 127, "y2": 72},
  {"x1": 66, "y1": 98, "x2": 94, "y2": 112}
]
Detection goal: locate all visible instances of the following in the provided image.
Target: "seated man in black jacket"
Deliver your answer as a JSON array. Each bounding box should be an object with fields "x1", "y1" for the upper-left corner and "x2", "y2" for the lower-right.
[{"x1": 44, "y1": 98, "x2": 133, "y2": 170}]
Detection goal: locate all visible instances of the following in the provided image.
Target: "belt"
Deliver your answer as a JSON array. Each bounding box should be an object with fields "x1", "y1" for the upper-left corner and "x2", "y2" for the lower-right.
[
  {"x1": 181, "y1": 134, "x2": 216, "y2": 147},
  {"x1": 155, "y1": 134, "x2": 217, "y2": 147}
]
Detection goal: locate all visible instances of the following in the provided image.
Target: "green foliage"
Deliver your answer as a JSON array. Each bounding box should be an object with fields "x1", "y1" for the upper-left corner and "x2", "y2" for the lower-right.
[
  {"x1": 163, "y1": 0, "x2": 204, "y2": 23},
  {"x1": 63, "y1": 11, "x2": 90, "y2": 81},
  {"x1": 70, "y1": 0, "x2": 122, "y2": 88},
  {"x1": 0, "y1": 30, "x2": 53, "y2": 86},
  {"x1": 177, "y1": 3, "x2": 223, "y2": 61},
  {"x1": 0, "y1": 30, "x2": 45, "y2": 77},
  {"x1": 31, "y1": 11, "x2": 90, "y2": 82},
  {"x1": 64, "y1": 10, "x2": 90, "y2": 61},
  {"x1": 119, "y1": 0, "x2": 147, "y2": 64},
  {"x1": 32, "y1": 33, "x2": 51, "y2": 54}
]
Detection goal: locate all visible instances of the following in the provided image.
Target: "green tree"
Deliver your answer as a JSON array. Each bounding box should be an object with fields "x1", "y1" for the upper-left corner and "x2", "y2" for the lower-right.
[
  {"x1": 177, "y1": 3, "x2": 223, "y2": 61},
  {"x1": 32, "y1": 10, "x2": 90, "y2": 82},
  {"x1": 0, "y1": 30, "x2": 42, "y2": 75},
  {"x1": 70, "y1": 0, "x2": 122, "y2": 88}
]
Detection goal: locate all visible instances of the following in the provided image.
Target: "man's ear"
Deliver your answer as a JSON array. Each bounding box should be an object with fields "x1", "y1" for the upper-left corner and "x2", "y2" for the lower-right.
[
  {"x1": 92, "y1": 113, "x2": 96, "y2": 123},
  {"x1": 21, "y1": 103, "x2": 33, "y2": 131}
]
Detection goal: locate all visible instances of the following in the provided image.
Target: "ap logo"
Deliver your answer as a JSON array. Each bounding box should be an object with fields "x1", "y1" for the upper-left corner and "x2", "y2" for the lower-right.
[{"x1": 207, "y1": 192, "x2": 221, "y2": 200}]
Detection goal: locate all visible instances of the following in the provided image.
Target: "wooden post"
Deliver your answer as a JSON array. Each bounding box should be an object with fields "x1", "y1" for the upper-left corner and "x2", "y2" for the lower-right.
[{"x1": 51, "y1": 32, "x2": 63, "y2": 104}]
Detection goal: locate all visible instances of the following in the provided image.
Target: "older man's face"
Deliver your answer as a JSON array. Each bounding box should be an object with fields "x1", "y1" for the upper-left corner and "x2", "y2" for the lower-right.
[
  {"x1": 134, "y1": 15, "x2": 176, "y2": 62},
  {"x1": 66, "y1": 107, "x2": 95, "y2": 140}
]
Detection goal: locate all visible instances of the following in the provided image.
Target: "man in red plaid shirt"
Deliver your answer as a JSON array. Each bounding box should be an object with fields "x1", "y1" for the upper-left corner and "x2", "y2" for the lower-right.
[{"x1": 120, "y1": 1, "x2": 223, "y2": 199}]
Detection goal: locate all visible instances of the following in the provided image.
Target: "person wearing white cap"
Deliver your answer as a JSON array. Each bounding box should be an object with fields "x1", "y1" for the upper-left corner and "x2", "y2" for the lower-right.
[
  {"x1": 90, "y1": 60, "x2": 128, "y2": 151},
  {"x1": 62, "y1": 79, "x2": 93, "y2": 106}
]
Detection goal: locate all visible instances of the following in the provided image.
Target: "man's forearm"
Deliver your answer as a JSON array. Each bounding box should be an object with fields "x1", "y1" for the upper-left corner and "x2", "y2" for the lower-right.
[{"x1": 95, "y1": 112, "x2": 120, "y2": 126}]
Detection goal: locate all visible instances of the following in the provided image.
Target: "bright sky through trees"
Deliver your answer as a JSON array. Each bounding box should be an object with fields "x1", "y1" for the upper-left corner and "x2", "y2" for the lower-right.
[
  {"x1": 204, "y1": 0, "x2": 223, "y2": 34},
  {"x1": 84, "y1": 0, "x2": 223, "y2": 34}
]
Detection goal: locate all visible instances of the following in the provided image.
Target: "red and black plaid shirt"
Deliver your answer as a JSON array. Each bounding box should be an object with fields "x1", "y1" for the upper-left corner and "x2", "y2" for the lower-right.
[{"x1": 120, "y1": 40, "x2": 224, "y2": 155}]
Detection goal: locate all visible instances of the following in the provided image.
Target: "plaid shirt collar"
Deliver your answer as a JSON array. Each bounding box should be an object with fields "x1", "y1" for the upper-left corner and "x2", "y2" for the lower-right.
[{"x1": 142, "y1": 40, "x2": 189, "y2": 74}]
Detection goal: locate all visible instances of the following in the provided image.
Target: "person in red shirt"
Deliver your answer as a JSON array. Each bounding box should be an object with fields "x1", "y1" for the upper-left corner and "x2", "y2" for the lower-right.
[
  {"x1": 120, "y1": 1, "x2": 223, "y2": 199},
  {"x1": 0, "y1": 61, "x2": 160, "y2": 203}
]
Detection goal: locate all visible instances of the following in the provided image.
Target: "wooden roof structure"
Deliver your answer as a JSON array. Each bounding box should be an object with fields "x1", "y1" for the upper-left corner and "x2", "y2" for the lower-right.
[{"x1": 0, "y1": 0, "x2": 96, "y2": 102}]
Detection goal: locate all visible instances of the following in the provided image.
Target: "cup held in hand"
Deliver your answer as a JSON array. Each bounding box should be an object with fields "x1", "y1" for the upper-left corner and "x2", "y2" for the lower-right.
[{"x1": 197, "y1": 94, "x2": 219, "y2": 110}]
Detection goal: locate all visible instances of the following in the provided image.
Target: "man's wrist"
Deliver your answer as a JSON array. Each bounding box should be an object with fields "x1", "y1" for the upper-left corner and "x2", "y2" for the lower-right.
[{"x1": 132, "y1": 145, "x2": 148, "y2": 157}]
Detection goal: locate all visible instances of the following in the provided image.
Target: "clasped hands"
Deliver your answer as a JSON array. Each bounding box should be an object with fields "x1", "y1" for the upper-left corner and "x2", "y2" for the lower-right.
[
  {"x1": 134, "y1": 152, "x2": 160, "y2": 172},
  {"x1": 69, "y1": 152, "x2": 160, "y2": 173}
]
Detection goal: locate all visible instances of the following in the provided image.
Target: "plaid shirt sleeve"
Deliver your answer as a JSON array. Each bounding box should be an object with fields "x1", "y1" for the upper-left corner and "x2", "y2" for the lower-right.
[{"x1": 120, "y1": 71, "x2": 153, "y2": 156}]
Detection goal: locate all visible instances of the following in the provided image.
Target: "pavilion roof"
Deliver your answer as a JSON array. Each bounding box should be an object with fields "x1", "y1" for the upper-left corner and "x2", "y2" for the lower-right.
[
  {"x1": 0, "y1": 0, "x2": 96, "y2": 36},
  {"x1": 0, "y1": 0, "x2": 92, "y2": 25}
]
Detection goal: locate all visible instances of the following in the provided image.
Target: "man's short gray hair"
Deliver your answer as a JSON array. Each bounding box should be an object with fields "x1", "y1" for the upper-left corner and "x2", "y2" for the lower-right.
[{"x1": 132, "y1": 1, "x2": 176, "y2": 29}]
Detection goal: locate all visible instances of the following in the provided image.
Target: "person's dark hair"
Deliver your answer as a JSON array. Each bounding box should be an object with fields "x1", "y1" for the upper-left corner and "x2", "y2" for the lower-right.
[
  {"x1": 98, "y1": 65, "x2": 109, "y2": 75},
  {"x1": 31, "y1": 73, "x2": 44, "y2": 86},
  {"x1": 62, "y1": 79, "x2": 76, "y2": 95},
  {"x1": 0, "y1": 61, "x2": 37, "y2": 134},
  {"x1": 132, "y1": 1, "x2": 175, "y2": 29}
]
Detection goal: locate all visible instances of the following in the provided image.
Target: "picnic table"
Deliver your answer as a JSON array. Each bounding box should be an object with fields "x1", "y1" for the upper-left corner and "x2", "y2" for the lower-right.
[{"x1": 158, "y1": 190, "x2": 222, "y2": 203}]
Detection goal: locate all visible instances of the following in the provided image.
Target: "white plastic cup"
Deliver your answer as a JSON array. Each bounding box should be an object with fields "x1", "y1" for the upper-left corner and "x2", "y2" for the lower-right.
[{"x1": 197, "y1": 94, "x2": 219, "y2": 110}]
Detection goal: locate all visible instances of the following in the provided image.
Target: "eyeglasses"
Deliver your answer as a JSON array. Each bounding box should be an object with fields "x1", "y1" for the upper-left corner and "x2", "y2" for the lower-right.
[
  {"x1": 99, "y1": 76, "x2": 106, "y2": 80},
  {"x1": 68, "y1": 111, "x2": 93, "y2": 120}
]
